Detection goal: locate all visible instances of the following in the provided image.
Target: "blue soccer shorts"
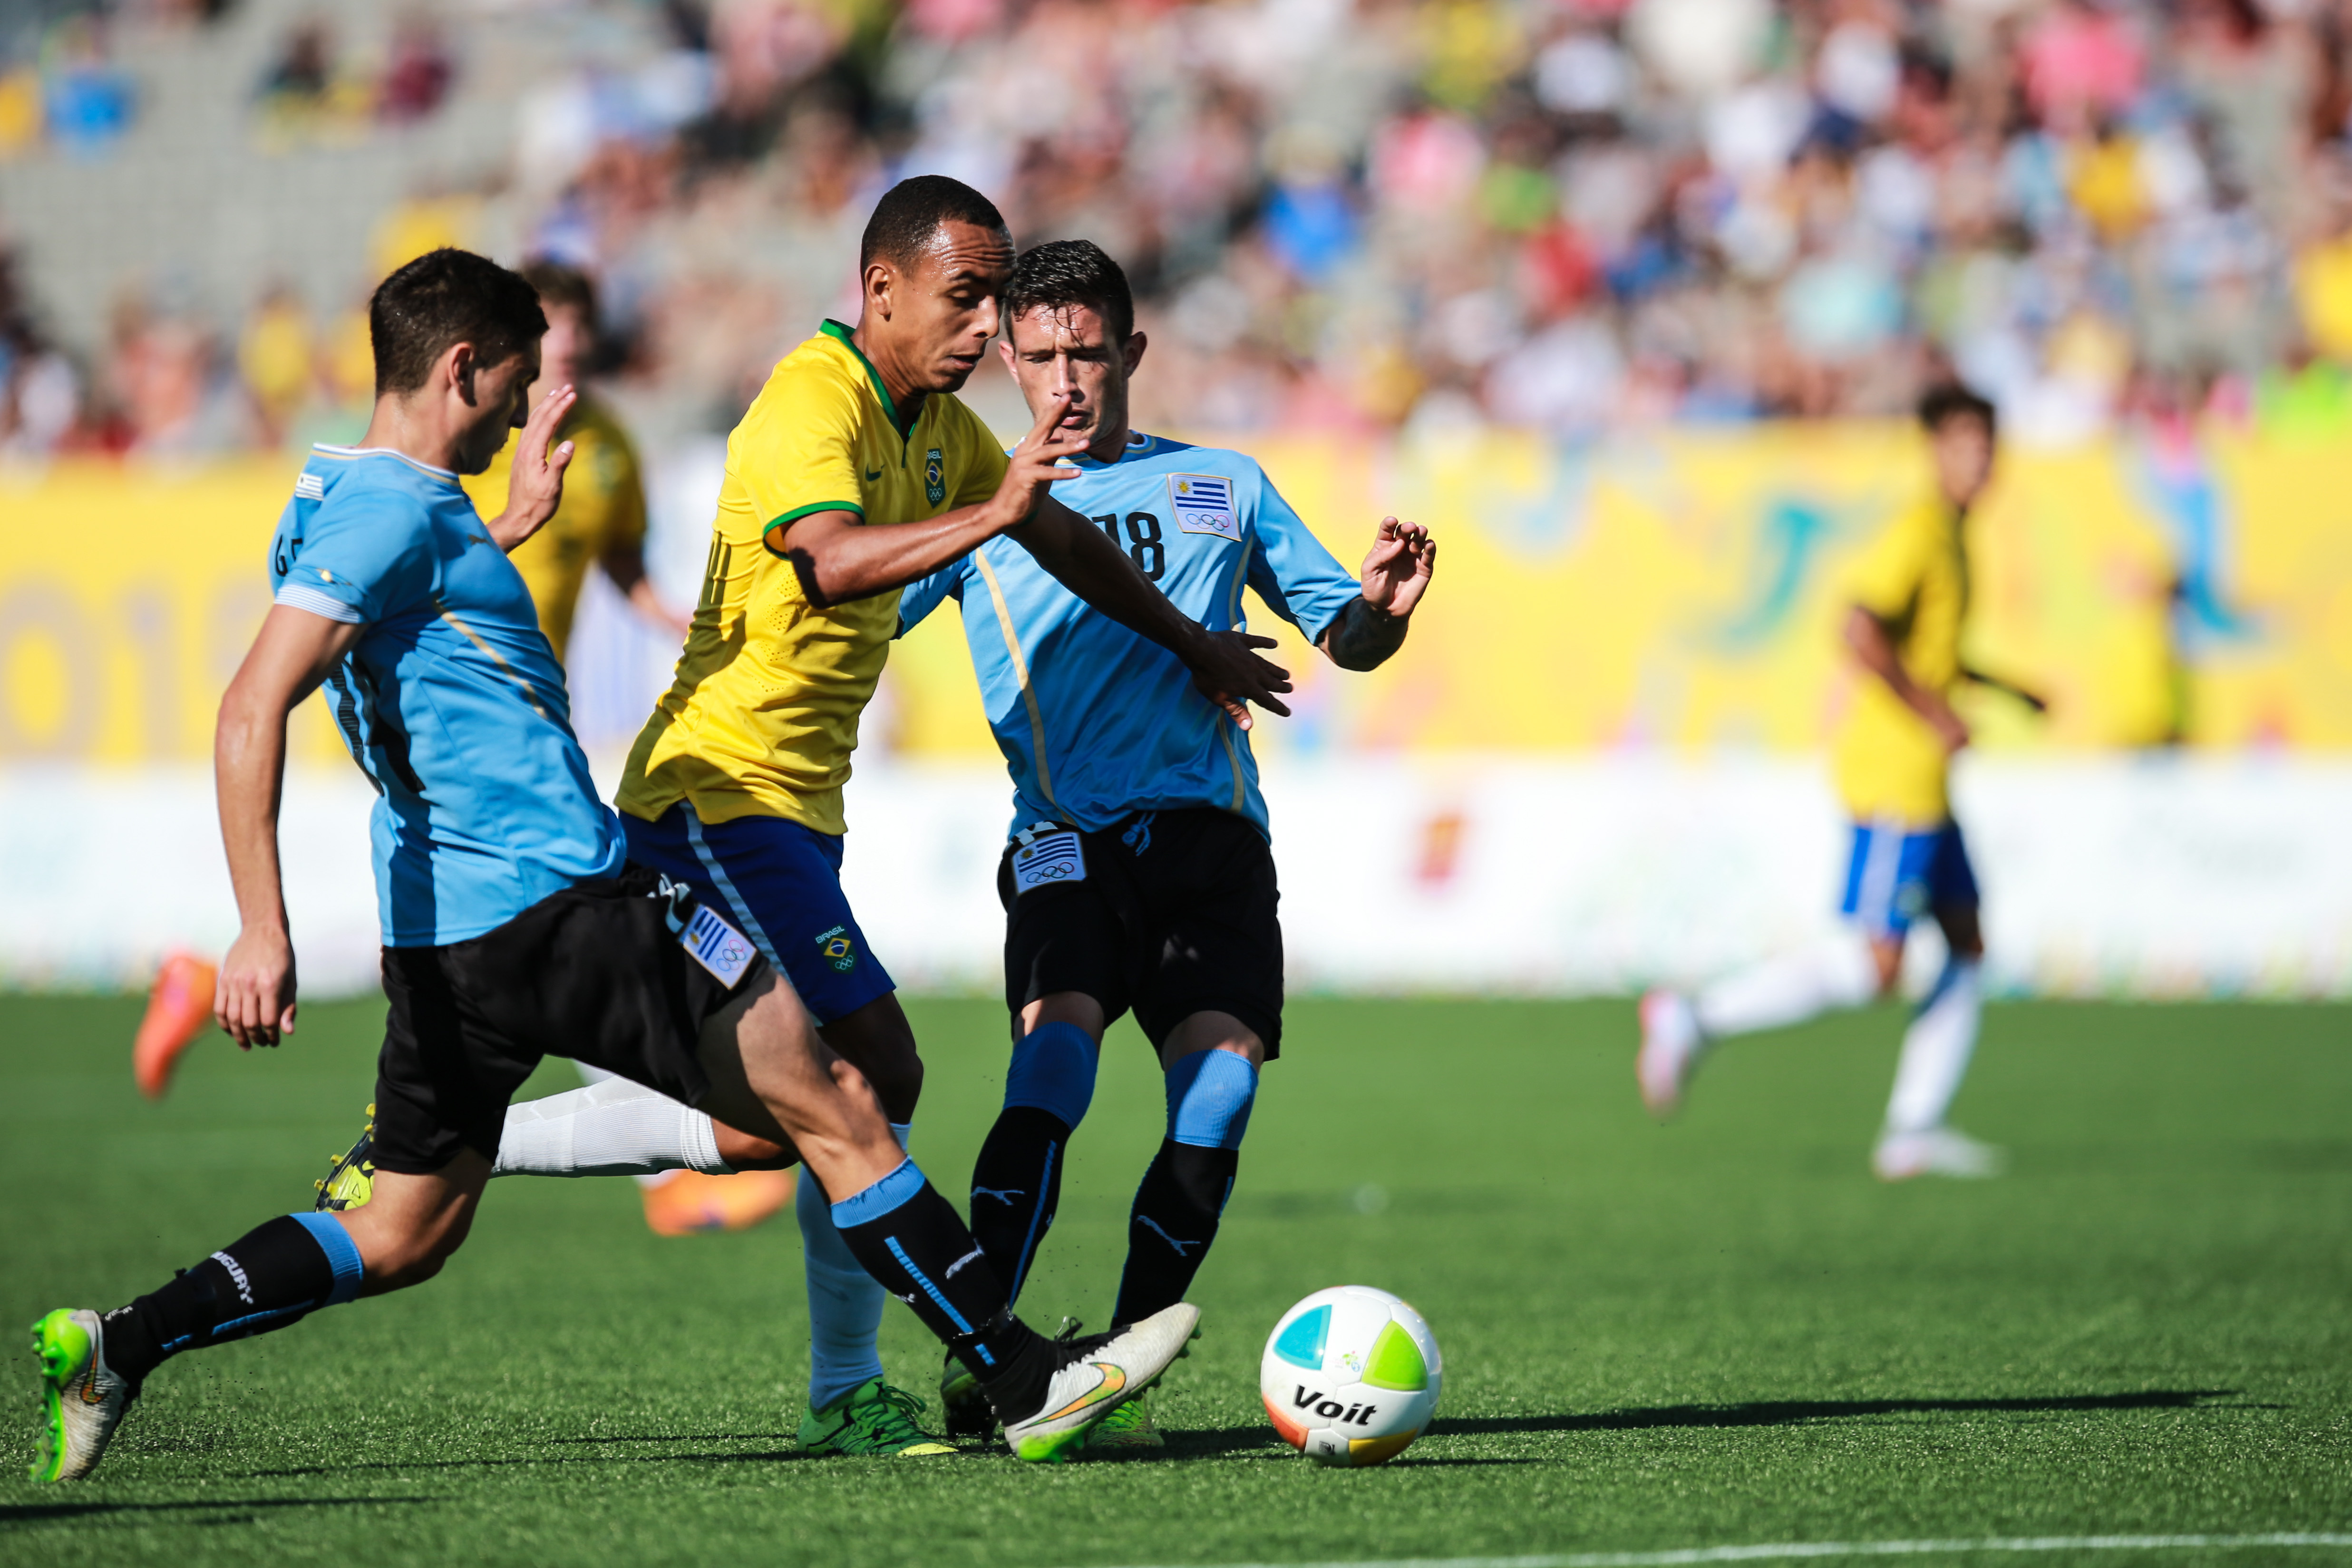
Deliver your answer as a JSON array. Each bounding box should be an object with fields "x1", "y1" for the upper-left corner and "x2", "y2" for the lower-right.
[
  {"x1": 622, "y1": 802, "x2": 895, "y2": 1027},
  {"x1": 1839, "y1": 818, "x2": 1979, "y2": 940}
]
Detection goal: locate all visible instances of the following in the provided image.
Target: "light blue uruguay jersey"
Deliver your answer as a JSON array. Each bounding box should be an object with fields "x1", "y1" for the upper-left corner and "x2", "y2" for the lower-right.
[
  {"x1": 896, "y1": 431, "x2": 1361, "y2": 840},
  {"x1": 268, "y1": 445, "x2": 626, "y2": 947}
]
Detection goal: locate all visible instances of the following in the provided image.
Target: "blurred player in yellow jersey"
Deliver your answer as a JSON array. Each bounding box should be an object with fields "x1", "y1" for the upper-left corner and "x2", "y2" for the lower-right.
[
  {"x1": 1639, "y1": 385, "x2": 2040, "y2": 1180},
  {"x1": 464, "y1": 261, "x2": 687, "y2": 662}
]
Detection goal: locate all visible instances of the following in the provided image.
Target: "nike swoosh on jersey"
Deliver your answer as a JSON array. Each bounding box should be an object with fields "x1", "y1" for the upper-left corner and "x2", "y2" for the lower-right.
[
  {"x1": 1042, "y1": 1363, "x2": 1127, "y2": 1422},
  {"x1": 864, "y1": 467, "x2": 883, "y2": 479}
]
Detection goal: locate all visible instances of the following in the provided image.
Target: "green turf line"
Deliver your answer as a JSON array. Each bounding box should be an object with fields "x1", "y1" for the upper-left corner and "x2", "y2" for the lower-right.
[{"x1": 1093, "y1": 1536, "x2": 2352, "y2": 1568}]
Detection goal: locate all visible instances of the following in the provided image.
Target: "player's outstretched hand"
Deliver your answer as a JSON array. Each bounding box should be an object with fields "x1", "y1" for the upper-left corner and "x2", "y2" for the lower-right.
[
  {"x1": 1186, "y1": 629, "x2": 1293, "y2": 730},
  {"x1": 992, "y1": 390, "x2": 1091, "y2": 530},
  {"x1": 1361, "y1": 516, "x2": 1434, "y2": 618},
  {"x1": 487, "y1": 383, "x2": 578, "y2": 552},
  {"x1": 215, "y1": 923, "x2": 297, "y2": 1050}
]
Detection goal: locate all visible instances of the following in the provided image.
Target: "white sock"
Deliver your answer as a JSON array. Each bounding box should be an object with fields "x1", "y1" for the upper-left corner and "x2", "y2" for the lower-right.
[
  {"x1": 492, "y1": 1074, "x2": 731, "y2": 1180},
  {"x1": 800, "y1": 1120, "x2": 911, "y2": 1412},
  {"x1": 1693, "y1": 932, "x2": 1881, "y2": 1038},
  {"x1": 1884, "y1": 958, "x2": 1983, "y2": 1136}
]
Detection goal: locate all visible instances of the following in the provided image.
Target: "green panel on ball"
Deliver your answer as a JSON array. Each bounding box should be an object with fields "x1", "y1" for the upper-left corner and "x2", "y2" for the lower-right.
[
  {"x1": 1361, "y1": 1320, "x2": 1428, "y2": 1391},
  {"x1": 1273, "y1": 1305, "x2": 1331, "y2": 1369}
]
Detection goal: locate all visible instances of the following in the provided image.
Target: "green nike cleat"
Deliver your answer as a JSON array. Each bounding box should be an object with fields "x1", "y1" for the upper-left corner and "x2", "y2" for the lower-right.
[
  {"x1": 797, "y1": 1378, "x2": 958, "y2": 1456},
  {"x1": 1083, "y1": 1387, "x2": 1166, "y2": 1452},
  {"x1": 29, "y1": 1309, "x2": 133, "y2": 1483},
  {"x1": 313, "y1": 1103, "x2": 376, "y2": 1212}
]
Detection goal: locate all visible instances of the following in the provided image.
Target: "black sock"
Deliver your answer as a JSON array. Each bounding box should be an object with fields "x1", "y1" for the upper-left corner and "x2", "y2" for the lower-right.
[
  {"x1": 827, "y1": 1158, "x2": 1062, "y2": 1421},
  {"x1": 101, "y1": 1213, "x2": 364, "y2": 1388},
  {"x1": 1113, "y1": 1140, "x2": 1237, "y2": 1326},
  {"x1": 967, "y1": 1106, "x2": 1071, "y2": 1306}
]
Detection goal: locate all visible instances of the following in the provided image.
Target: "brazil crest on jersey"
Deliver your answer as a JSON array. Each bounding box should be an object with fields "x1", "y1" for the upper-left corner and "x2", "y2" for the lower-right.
[
  {"x1": 896, "y1": 431, "x2": 1362, "y2": 840},
  {"x1": 269, "y1": 445, "x2": 627, "y2": 946}
]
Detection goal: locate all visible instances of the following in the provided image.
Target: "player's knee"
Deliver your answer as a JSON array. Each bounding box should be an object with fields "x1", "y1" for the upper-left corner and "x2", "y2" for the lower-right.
[
  {"x1": 1006, "y1": 1019, "x2": 1100, "y2": 1129},
  {"x1": 824, "y1": 1056, "x2": 888, "y2": 1126},
  {"x1": 1165, "y1": 1046, "x2": 1258, "y2": 1152}
]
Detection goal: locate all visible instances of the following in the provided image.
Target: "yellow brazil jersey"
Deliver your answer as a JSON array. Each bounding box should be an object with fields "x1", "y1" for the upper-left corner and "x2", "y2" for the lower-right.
[
  {"x1": 1830, "y1": 495, "x2": 1969, "y2": 828},
  {"x1": 615, "y1": 321, "x2": 1010, "y2": 836},
  {"x1": 462, "y1": 393, "x2": 647, "y2": 665}
]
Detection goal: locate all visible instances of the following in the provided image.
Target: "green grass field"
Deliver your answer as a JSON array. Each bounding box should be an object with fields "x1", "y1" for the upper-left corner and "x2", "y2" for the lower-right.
[{"x1": 1, "y1": 993, "x2": 2347, "y2": 1568}]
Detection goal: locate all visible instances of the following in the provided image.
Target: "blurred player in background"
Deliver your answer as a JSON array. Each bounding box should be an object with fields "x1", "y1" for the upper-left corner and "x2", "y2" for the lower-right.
[
  {"x1": 460, "y1": 262, "x2": 768, "y2": 1239},
  {"x1": 346, "y1": 180, "x2": 1289, "y2": 1459},
  {"x1": 1638, "y1": 385, "x2": 2027, "y2": 1181},
  {"x1": 901, "y1": 240, "x2": 1434, "y2": 1449},
  {"x1": 464, "y1": 261, "x2": 685, "y2": 664}
]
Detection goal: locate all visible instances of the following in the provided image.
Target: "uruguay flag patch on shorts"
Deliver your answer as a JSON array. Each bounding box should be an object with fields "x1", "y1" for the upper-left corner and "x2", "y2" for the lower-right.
[
  {"x1": 1011, "y1": 830, "x2": 1086, "y2": 895},
  {"x1": 1169, "y1": 473, "x2": 1240, "y2": 541},
  {"x1": 679, "y1": 901, "x2": 759, "y2": 989}
]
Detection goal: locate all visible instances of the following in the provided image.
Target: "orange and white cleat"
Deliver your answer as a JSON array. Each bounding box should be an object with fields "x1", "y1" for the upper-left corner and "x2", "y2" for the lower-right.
[
  {"x1": 638, "y1": 1169, "x2": 795, "y2": 1236},
  {"x1": 1636, "y1": 988, "x2": 1704, "y2": 1121},
  {"x1": 133, "y1": 951, "x2": 219, "y2": 1100}
]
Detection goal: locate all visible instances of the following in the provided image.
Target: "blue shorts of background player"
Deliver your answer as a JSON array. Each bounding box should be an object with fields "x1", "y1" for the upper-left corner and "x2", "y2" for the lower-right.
[
  {"x1": 622, "y1": 803, "x2": 897, "y2": 1029},
  {"x1": 1839, "y1": 818, "x2": 1980, "y2": 942}
]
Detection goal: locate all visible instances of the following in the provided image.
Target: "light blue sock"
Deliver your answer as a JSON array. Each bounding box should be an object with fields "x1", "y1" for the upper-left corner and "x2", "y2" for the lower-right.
[
  {"x1": 800, "y1": 1120, "x2": 910, "y2": 1412},
  {"x1": 1004, "y1": 1020, "x2": 1099, "y2": 1127},
  {"x1": 1166, "y1": 1049, "x2": 1257, "y2": 1150}
]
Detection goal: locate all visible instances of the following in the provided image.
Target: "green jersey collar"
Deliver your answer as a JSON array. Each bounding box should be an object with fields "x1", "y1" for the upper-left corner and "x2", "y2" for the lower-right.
[{"x1": 820, "y1": 319, "x2": 920, "y2": 441}]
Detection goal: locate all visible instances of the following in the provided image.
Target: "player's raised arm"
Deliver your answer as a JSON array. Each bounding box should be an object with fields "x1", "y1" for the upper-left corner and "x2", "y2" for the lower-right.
[
  {"x1": 1319, "y1": 516, "x2": 1434, "y2": 671},
  {"x1": 213, "y1": 605, "x2": 366, "y2": 1049}
]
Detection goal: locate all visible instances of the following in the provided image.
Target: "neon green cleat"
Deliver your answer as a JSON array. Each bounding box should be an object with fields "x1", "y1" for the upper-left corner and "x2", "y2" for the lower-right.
[
  {"x1": 797, "y1": 1378, "x2": 958, "y2": 1456},
  {"x1": 313, "y1": 1104, "x2": 376, "y2": 1212},
  {"x1": 1083, "y1": 1387, "x2": 1166, "y2": 1452},
  {"x1": 29, "y1": 1309, "x2": 132, "y2": 1483}
]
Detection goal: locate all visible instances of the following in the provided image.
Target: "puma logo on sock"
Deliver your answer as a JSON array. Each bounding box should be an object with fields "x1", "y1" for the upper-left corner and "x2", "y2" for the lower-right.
[{"x1": 1137, "y1": 1217, "x2": 1201, "y2": 1256}]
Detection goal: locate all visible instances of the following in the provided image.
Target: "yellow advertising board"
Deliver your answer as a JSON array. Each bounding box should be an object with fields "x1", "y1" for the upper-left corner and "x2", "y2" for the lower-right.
[{"x1": 3, "y1": 422, "x2": 2348, "y2": 766}]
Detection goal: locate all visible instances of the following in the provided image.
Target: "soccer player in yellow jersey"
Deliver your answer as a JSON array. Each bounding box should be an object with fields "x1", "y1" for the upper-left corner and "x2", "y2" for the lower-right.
[
  {"x1": 464, "y1": 262, "x2": 686, "y2": 663},
  {"x1": 1639, "y1": 386, "x2": 2032, "y2": 1181},
  {"x1": 481, "y1": 176, "x2": 1288, "y2": 1454}
]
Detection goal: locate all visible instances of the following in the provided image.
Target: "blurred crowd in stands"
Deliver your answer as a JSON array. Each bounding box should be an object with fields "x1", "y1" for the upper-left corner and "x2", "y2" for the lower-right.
[{"x1": 13, "y1": 0, "x2": 2352, "y2": 456}]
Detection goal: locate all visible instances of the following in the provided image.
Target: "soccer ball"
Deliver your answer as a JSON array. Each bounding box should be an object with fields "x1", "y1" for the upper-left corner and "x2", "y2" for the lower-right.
[{"x1": 1260, "y1": 1285, "x2": 1442, "y2": 1467}]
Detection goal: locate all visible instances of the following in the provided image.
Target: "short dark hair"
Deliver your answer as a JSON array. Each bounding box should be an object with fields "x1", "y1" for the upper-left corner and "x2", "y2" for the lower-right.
[
  {"x1": 1003, "y1": 240, "x2": 1135, "y2": 343},
  {"x1": 859, "y1": 175, "x2": 1007, "y2": 273},
  {"x1": 1918, "y1": 381, "x2": 1997, "y2": 437},
  {"x1": 519, "y1": 258, "x2": 597, "y2": 327},
  {"x1": 369, "y1": 248, "x2": 546, "y2": 397}
]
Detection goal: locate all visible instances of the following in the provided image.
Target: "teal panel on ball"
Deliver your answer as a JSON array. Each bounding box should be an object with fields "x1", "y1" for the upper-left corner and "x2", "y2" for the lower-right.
[{"x1": 1273, "y1": 1305, "x2": 1331, "y2": 1369}]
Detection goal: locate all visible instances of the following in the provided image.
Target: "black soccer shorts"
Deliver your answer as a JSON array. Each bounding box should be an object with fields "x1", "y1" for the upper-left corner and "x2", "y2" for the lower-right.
[
  {"x1": 998, "y1": 807, "x2": 1285, "y2": 1059},
  {"x1": 372, "y1": 864, "x2": 770, "y2": 1174}
]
